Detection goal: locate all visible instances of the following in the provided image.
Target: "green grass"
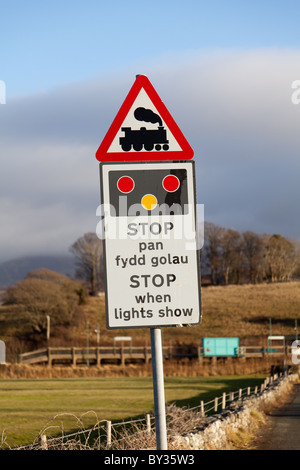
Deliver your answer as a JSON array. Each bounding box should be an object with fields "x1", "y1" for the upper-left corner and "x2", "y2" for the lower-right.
[{"x1": 0, "y1": 375, "x2": 265, "y2": 448}]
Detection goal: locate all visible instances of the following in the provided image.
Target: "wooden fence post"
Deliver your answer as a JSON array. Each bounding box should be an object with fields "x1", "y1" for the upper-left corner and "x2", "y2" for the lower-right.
[
  {"x1": 200, "y1": 400, "x2": 205, "y2": 417},
  {"x1": 214, "y1": 397, "x2": 218, "y2": 412},
  {"x1": 72, "y1": 347, "x2": 76, "y2": 367},
  {"x1": 40, "y1": 434, "x2": 48, "y2": 450},
  {"x1": 120, "y1": 346, "x2": 125, "y2": 366},
  {"x1": 145, "y1": 344, "x2": 151, "y2": 364},
  {"x1": 222, "y1": 392, "x2": 226, "y2": 410},
  {"x1": 146, "y1": 414, "x2": 151, "y2": 435},
  {"x1": 96, "y1": 347, "x2": 101, "y2": 366},
  {"x1": 47, "y1": 348, "x2": 52, "y2": 368},
  {"x1": 106, "y1": 420, "x2": 112, "y2": 448}
]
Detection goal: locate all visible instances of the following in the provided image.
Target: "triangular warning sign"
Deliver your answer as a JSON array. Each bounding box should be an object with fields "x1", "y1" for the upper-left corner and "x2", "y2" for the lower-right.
[{"x1": 95, "y1": 75, "x2": 194, "y2": 162}]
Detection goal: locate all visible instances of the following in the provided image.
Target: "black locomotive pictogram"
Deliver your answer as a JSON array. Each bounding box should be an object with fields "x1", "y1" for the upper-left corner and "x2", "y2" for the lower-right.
[{"x1": 119, "y1": 107, "x2": 169, "y2": 152}]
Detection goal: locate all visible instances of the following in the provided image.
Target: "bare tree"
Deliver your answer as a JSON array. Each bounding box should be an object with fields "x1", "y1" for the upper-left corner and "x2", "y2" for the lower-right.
[
  {"x1": 291, "y1": 239, "x2": 300, "y2": 279},
  {"x1": 220, "y1": 229, "x2": 243, "y2": 285},
  {"x1": 264, "y1": 234, "x2": 296, "y2": 282},
  {"x1": 70, "y1": 232, "x2": 103, "y2": 294},
  {"x1": 4, "y1": 269, "x2": 83, "y2": 334},
  {"x1": 241, "y1": 231, "x2": 264, "y2": 283},
  {"x1": 202, "y1": 223, "x2": 300, "y2": 285},
  {"x1": 204, "y1": 222, "x2": 224, "y2": 285}
]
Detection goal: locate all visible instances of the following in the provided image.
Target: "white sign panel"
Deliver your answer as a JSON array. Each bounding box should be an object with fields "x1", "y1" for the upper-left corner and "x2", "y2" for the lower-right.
[{"x1": 99, "y1": 161, "x2": 201, "y2": 329}]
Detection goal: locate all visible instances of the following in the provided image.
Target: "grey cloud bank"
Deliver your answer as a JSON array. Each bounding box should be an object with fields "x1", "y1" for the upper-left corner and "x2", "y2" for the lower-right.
[{"x1": 0, "y1": 49, "x2": 300, "y2": 262}]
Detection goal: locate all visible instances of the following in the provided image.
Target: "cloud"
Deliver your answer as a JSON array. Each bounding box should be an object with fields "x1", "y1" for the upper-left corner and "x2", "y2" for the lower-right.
[
  {"x1": 148, "y1": 49, "x2": 300, "y2": 236},
  {"x1": 1, "y1": 48, "x2": 300, "y2": 262}
]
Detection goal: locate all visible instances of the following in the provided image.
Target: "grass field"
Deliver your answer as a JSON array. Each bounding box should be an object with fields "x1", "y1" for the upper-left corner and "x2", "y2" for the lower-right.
[
  {"x1": 0, "y1": 282, "x2": 297, "y2": 447},
  {"x1": 0, "y1": 374, "x2": 266, "y2": 448}
]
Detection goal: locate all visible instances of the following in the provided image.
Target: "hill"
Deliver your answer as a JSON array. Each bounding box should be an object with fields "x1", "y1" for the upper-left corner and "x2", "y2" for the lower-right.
[
  {"x1": 1, "y1": 281, "x2": 300, "y2": 363},
  {"x1": 0, "y1": 255, "x2": 76, "y2": 288},
  {"x1": 77, "y1": 281, "x2": 300, "y2": 347}
]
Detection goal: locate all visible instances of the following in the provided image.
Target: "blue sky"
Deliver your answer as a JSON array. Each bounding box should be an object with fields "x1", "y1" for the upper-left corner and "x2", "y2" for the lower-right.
[
  {"x1": 1, "y1": 1, "x2": 300, "y2": 262},
  {"x1": 2, "y1": 0, "x2": 300, "y2": 97}
]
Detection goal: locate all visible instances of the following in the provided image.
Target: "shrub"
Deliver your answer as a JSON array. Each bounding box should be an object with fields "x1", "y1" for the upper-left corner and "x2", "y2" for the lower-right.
[{"x1": 4, "y1": 269, "x2": 86, "y2": 334}]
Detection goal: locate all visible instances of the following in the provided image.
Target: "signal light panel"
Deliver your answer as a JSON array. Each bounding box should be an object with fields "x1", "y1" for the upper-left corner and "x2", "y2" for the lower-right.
[{"x1": 109, "y1": 167, "x2": 188, "y2": 217}]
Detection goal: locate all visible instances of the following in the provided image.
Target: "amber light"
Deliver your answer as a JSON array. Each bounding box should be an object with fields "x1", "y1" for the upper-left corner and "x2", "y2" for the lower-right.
[{"x1": 141, "y1": 194, "x2": 157, "y2": 211}]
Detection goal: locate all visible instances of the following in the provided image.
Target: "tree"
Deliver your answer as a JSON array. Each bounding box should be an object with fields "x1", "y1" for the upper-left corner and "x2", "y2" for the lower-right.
[
  {"x1": 204, "y1": 222, "x2": 224, "y2": 285},
  {"x1": 70, "y1": 232, "x2": 103, "y2": 294},
  {"x1": 220, "y1": 229, "x2": 243, "y2": 285},
  {"x1": 200, "y1": 222, "x2": 300, "y2": 285},
  {"x1": 292, "y1": 240, "x2": 300, "y2": 279},
  {"x1": 241, "y1": 231, "x2": 264, "y2": 283},
  {"x1": 4, "y1": 269, "x2": 84, "y2": 334},
  {"x1": 264, "y1": 234, "x2": 296, "y2": 282}
]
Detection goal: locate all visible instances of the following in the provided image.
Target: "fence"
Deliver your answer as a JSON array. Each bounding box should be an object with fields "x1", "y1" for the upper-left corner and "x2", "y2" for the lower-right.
[
  {"x1": 19, "y1": 345, "x2": 292, "y2": 367},
  {"x1": 11, "y1": 372, "x2": 285, "y2": 450}
]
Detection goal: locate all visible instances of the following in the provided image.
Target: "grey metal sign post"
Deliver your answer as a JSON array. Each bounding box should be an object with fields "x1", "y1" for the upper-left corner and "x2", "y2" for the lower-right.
[{"x1": 151, "y1": 328, "x2": 168, "y2": 449}]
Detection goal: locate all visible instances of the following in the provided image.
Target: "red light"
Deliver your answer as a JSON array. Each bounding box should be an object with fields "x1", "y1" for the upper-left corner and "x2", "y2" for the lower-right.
[
  {"x1": 117, "y1": 176, "x2": 135, "y2": 193},
  {"x1": 162, "y1": 174, "x2": 180, "y2": 192}
]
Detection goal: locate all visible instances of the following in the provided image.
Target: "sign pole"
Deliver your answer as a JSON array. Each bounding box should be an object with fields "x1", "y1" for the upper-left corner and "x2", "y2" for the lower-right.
[{"x1": 150, "y1": 327, "x2": 168, "y2": 450}]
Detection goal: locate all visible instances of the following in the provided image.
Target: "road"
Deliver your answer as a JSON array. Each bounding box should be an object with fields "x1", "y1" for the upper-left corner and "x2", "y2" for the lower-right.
[{"x1": 252, "y1": 383, "x2": 300, "y2": 450}]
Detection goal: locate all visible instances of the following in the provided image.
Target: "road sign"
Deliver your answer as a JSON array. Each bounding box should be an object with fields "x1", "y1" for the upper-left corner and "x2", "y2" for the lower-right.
[
  {"x1": 96, "y1": 75, "x2": 194, "y2": 162},
  {"x1": 99, "y1": 160, "x2": 201, "y2": 329}
]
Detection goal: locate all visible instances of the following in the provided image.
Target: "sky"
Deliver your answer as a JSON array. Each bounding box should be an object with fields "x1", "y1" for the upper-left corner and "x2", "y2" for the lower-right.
[{"x1": 1, "y1": 0, "x2": 300, "y2": 263}]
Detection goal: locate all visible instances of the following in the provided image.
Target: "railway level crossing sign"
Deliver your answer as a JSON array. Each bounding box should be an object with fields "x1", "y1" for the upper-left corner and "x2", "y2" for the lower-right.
[
  {"x1": 96, "y1": 75, "x2": 201, "y2": 450},
  {"x1": 96, "y1": 74, "x2": 194, "y2": 162},
  {"x1": 100, "y1": 160, "x2": 201, "y2": 329}
]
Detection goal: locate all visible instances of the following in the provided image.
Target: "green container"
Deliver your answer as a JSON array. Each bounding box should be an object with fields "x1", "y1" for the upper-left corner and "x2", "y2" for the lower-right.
[{"x1": 203, "y1": 337, "x2": 239, "y2": 357}]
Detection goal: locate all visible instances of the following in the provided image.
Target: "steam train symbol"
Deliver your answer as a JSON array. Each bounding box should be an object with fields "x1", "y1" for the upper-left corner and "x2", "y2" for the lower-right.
[{"x1": 119, "y1": 107, "x2": 169, "y2": 152}]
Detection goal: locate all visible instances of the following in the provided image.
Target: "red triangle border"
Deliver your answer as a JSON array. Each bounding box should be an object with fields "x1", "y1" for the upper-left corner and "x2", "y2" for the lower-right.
[{"x1": 95, "y1": 75, "x2": 194, "y2": 162}]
